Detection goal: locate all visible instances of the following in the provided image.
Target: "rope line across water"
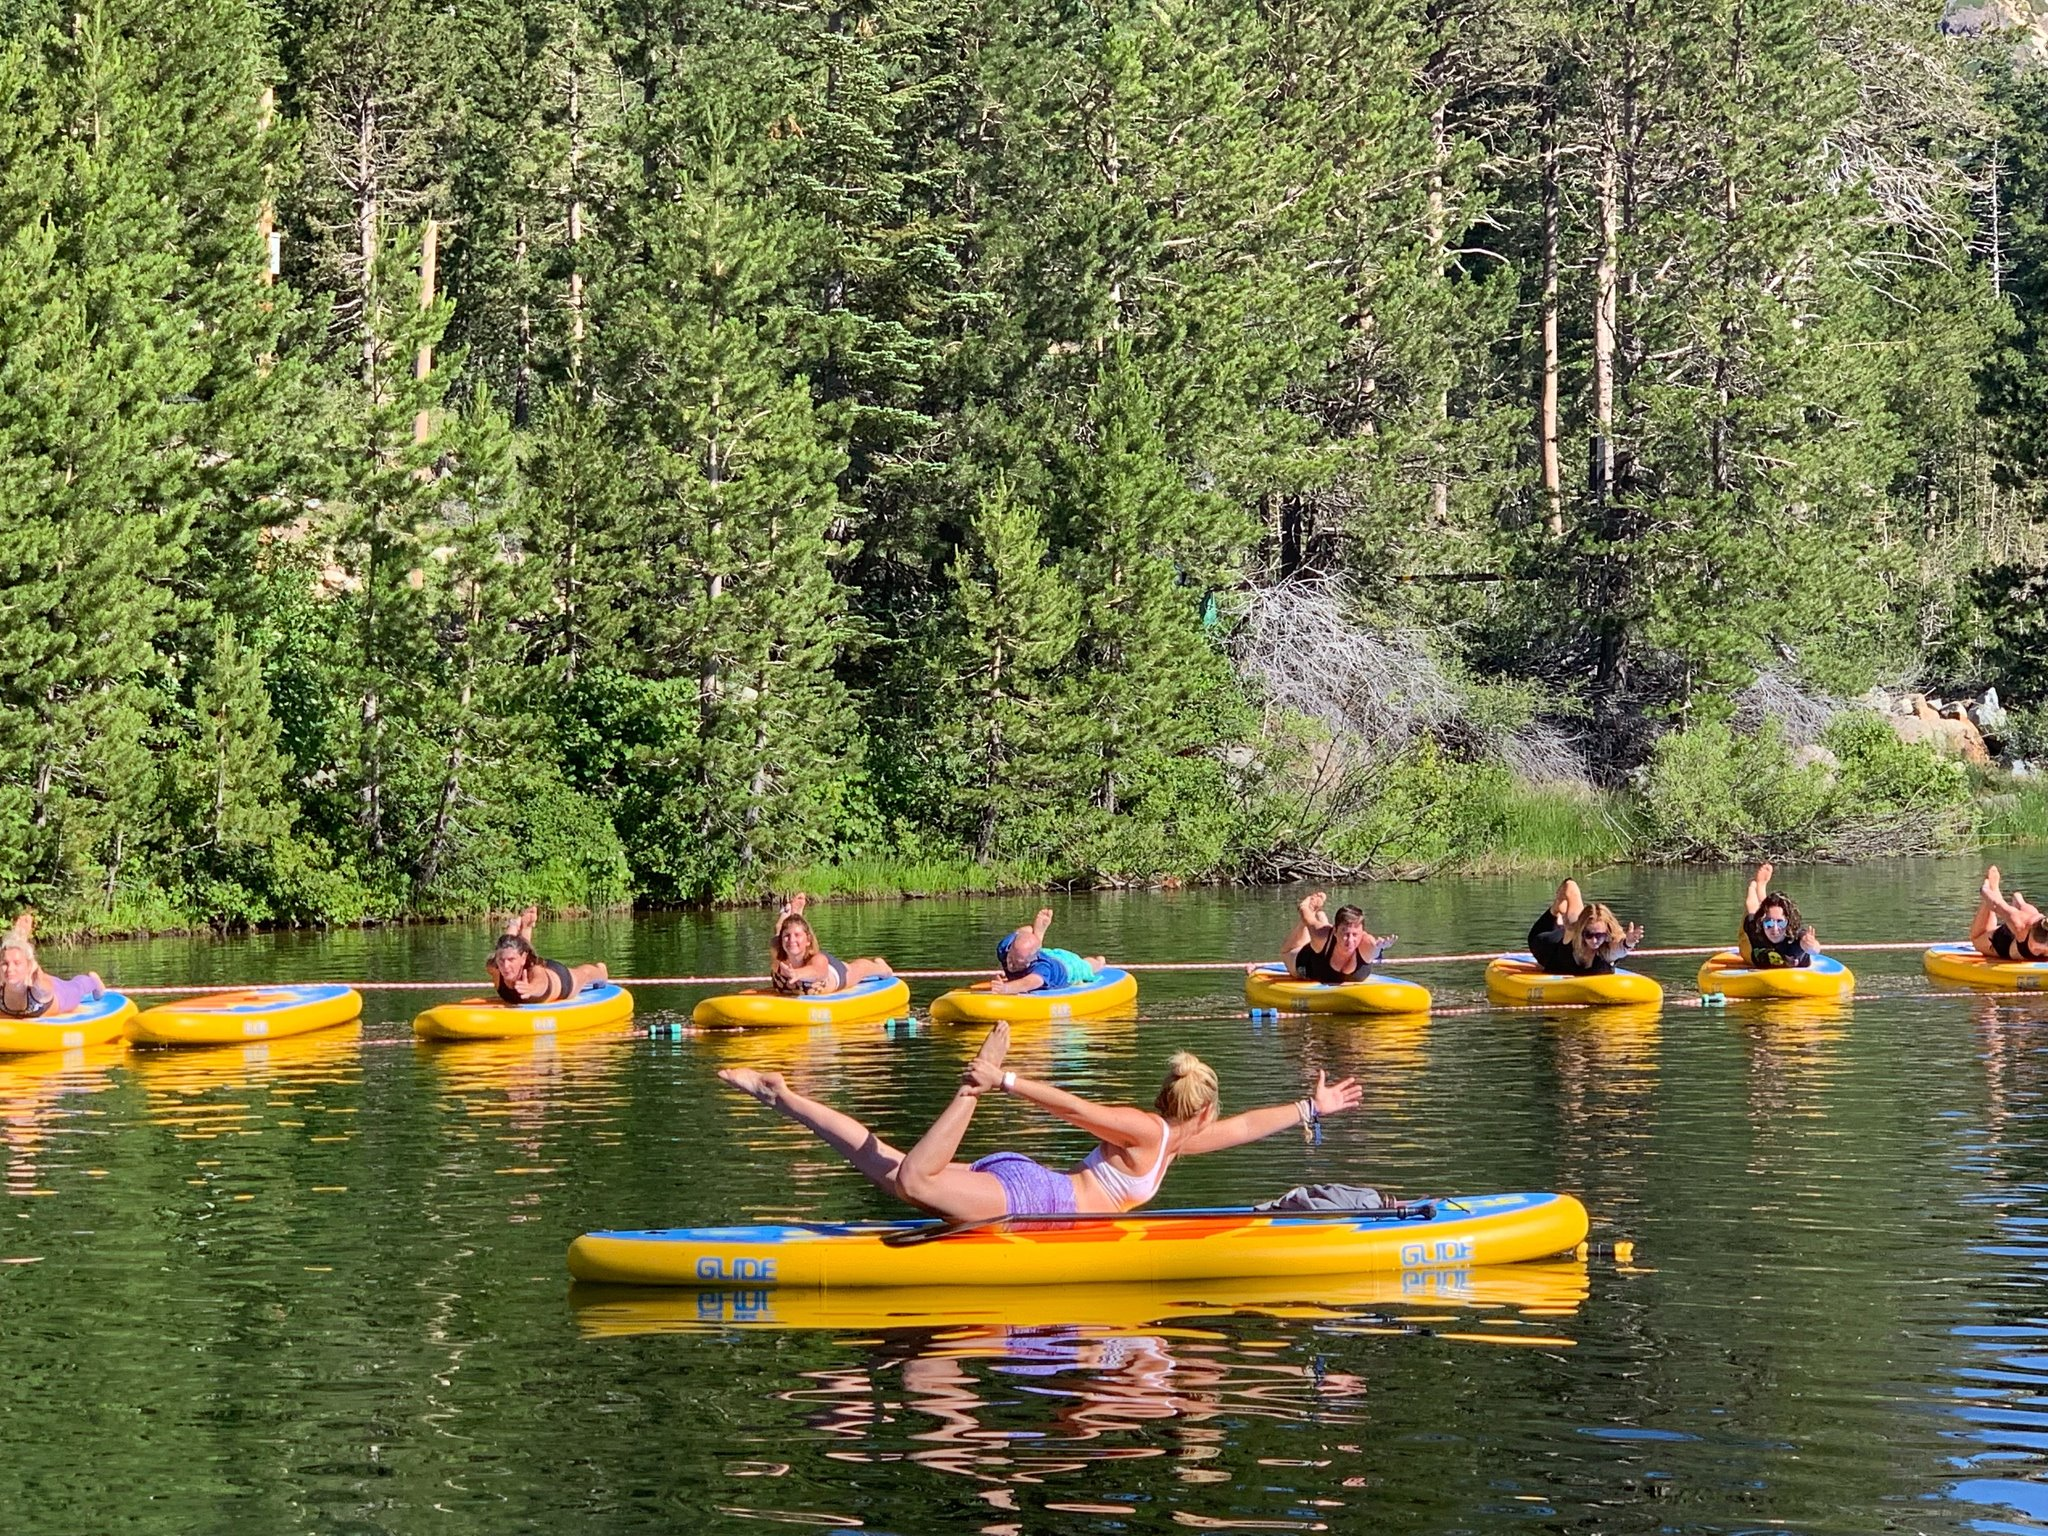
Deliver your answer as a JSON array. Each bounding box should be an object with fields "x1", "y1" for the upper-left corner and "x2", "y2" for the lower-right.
[{"x1": 108, "y1": 938, "x2": 1983, "y2": 995}]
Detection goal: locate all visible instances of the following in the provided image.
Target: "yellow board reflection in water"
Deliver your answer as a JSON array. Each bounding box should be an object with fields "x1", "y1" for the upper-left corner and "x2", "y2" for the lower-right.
[
  {"x1": 131, "y1": 1022, "x2": 365, "y2": 1143},
  {"x1": 421, "y1": 1028, "x2": 638, "y2": 1175},
  {"x1": 570, "y1": 1261, "x2": 1590, "y2": 1337},
  {"x1": 0, "y1": 1044, "x2": 126, "y2": 1197}
]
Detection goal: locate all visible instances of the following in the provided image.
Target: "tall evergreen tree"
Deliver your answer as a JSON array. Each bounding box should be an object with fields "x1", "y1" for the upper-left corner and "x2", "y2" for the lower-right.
[
  {"x1": 593, "y1": 118, "x2": 855, "y2": 898},
  {"x1": 942, "y1": 478, "x2": 1079, "y2": 861}
]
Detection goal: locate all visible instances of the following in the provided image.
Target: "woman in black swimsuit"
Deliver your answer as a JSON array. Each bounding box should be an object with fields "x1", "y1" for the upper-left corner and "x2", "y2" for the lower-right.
[
  {"x1": 1972, "y1": 865, "x2": 2048, "y2": 962},
  {"x1": 1527, "y1": 879, "x2": 1643, "y2": 976},
  {"x1": 486, "y1": 906, "x2": 609, "y2": 1005},
  {"x1": 1739, "y1": 863, "x2": 1818, "y2": 969},
  {"x1": 1275, "y1": 891, "x2": 1391, "y2": 985}
]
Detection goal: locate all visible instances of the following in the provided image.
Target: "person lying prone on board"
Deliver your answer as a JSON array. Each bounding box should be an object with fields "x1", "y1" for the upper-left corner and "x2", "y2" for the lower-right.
[
  {"x1": 989, "y1": 908, "x2": 1105, "y2": 994},
  {"x1": 769, "y1": 893, "x2": 894, "y2": 996},
  {"x1": 487, "y1": 905, "x2": 608, "y2": 1005}
]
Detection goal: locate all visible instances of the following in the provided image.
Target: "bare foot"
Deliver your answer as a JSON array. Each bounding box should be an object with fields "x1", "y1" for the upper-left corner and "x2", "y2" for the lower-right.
[
  {"x1": 973, "y1": 1022, "x2": 1010, "y2": 1074},
  {"x1": 1298, "y1": 890, "x2": 1326, "y2": 923},
  {"x1": 718, "y1": 1068, "x2": 787, "y2": 1108},
  {"x1": 1756, "y1": 861, "x2": 1775, "y2": 889},
  {"x1": 782, "y1": 893, "x2": 809, "y2": 918},
  {"x1": 1985, "y1": 865, "x2": 2004, "y2": 901}
]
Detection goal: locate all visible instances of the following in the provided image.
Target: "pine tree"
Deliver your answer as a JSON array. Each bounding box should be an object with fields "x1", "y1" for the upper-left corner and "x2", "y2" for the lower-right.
[
  {"x1": 0, "y1": 8, "x2": 208, "y2": 912},
  {"x1": 943, "y1": 478, "x2": 1079, "y2": 861},
  {"x1": 595, "y1": 118, "x2": 856, "y2": 898},
  {"x1": 1056, "y1": 345, "x2": 1248, "y2": 870},
  {"x1": 159, "y1": 618, "x2": 316, "y2": 922}
]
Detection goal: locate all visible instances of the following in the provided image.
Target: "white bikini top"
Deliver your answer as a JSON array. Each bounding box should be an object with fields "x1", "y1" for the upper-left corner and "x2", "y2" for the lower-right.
[{"x1": 1081, "y1": 1116, "x2": 1174, "y2": 1210}]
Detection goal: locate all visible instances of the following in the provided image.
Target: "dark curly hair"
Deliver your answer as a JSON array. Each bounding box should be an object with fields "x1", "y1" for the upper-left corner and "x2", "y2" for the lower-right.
[{"x1": 1744, "y1": 893, "x2": 1805, "y2": 950}]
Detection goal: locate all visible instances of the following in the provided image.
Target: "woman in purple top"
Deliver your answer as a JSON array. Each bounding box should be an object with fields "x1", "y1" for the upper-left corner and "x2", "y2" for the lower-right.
[{"x1": 0, "y1": 914, "x2": 105, "y2": 1019}]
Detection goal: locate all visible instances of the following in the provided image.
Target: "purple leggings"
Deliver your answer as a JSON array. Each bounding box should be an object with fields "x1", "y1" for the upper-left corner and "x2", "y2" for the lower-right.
[{"x1": 969, "y1": 1152, "x2": 1078, "y2": 1215}]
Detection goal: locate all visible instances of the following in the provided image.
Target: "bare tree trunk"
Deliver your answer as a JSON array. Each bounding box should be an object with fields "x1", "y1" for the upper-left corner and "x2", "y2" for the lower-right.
[
  {"x1": 358, "y1": 102, "x2": 380, "y2": 392},
  {"x1": 1591, "y1": 110, "x2": 1619, "y2": 509},
  {"x1": 1989, "y1": 140, "x2": 2004, "y2": 298},
  {"x1": 413, "y1": 217, "x2": 437, "y2": 444},
  {"x1": 257, "y1": 86, "x2": 276, "y2": 291},
  {"x1": 1539, "y1": 81, "x2": 1563, "y2": 538},
  {"x1": 514, "y1": 211, "x2": 531, "y2": 427},
  {"x1": 1427, "y1": 100, "x2": 1451, "y2": 526},
  {"x1": 1711, "y1": 10, "x2": 1744, "y2": 497},
  {"x1": 566, "y1": 17, "x2": 586, "y2": 377}
]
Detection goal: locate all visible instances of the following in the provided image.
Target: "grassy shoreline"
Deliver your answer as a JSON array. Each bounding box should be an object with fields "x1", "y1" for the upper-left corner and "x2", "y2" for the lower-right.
[{"x1": 34, "y1": 778, "x2": 2048, "y2": 940}]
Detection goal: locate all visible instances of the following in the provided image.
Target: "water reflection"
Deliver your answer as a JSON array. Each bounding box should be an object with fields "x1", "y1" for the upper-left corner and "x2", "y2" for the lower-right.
[
  {"x1": 0, "y1": 1045, "x2": 125, "y2": 1198},
  {"x1": 578, "y1": 1267, "x2": 1585, "y2": 1520},
  {"x1": 131, "y1": 1023, "x2": 365, "y2": 1142}
]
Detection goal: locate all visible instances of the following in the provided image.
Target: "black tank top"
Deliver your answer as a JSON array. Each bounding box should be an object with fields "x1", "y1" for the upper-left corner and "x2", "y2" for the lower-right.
[{"x1": 1298, "y1": 935, "x2": 1367, "y2": 985}]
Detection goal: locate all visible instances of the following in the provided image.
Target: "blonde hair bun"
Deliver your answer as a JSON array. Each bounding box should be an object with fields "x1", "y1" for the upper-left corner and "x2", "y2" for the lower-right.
[{"x1": 1154, "y1": 1050, "x2": 1220, "y2": 1123}]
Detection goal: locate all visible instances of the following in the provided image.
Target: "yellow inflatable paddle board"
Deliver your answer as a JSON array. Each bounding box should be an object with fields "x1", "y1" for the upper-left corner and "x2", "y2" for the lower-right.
[
  {"x1": 1243, "y1": 962, "x2": 1431, "y2": 1015},
  {"x1": 567, "y1": 1191, "x2": 1589, "y2": 1289},
  {"x1": 0, "y1": 991, "x2": 136, "y2": 1054},
  {"x1": 415, "y1": 982, "x2": 633, "y2": 1040},
  {"x1": 691, "y1": 975, "x2": 910, "y2": 1030},
  {"x1": 1922, "y1": 942, "x2": 2048, "y2": 992},
  {"x1": 930, "y1": 967, "x2": 1138, "y2": 1024},
  {"x1": 1697, "y1": 950, "x2": 1853, "y2": 1001},
  {"x1": 1484, "y1": 954, "x2": 1662, "y2": 1007},
  {"x1": 128, "y1": 983, "x2": 362, "y2": 1046}
]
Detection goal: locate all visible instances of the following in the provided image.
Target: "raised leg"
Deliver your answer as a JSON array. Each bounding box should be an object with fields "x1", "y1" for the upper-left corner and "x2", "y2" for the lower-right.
[
  {"x1": 1744, "y1": 863, "x2": 1775, "y2": 918},
  {"x1": 1281, "y1": 890, "x2": 1328, "y2": 969},
  {"x1": 718, "y1": 1068, "x2": 911, "y2": 1192},
  {"x1": 843, "y1": 957, "x2": 894, "y2": 985},
  {"x1": 568, "y1": 961, "x2": 608, "y2": 994},
  {"x1": 894, "y1": 1026, "x2": 1014, "y2": 1221},
  {"x1": 1973, "y1": 868, "x2": 2005, "y2": 957}
]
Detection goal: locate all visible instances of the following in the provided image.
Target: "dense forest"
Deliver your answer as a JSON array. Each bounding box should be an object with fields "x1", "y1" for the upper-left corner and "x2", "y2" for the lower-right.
[{"x1": 3, "y1": 0, "x2": 2046, "y2": 930}]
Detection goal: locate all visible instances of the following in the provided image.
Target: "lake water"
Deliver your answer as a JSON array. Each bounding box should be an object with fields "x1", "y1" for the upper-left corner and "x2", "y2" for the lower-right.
[{"x1": 11, "y1": 852, "x2": 2048, "y2": 1533}]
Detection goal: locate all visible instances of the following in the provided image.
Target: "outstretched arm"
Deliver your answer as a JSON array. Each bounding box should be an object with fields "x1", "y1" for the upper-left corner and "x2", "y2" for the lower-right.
[
  {"x1": 988, "y1": 970, "x2": 1048, "y2": 995},
  {"x1": 1603, "y1": 922, "x2": 1644, "y2": 962},
  {"x1": 1179, "y1": 1072, "x2": 1363, "y2": 1155},
  {"x1": 962, "y1": 1061, "x2": 1156, "y2": 1148}
]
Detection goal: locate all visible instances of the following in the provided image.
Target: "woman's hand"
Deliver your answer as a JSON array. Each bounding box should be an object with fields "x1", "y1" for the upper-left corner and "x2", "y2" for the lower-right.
[
  {"x1": 1621, "y1": 922, "x2": 1644, "y2": 951},
  {"x1": 961, "y1": 1057, "x2": 1005, "y2": 1096},
  {"x1": 1309, "y1": 1070, "x2": 1362, "y2": 1117},
  {"x1": 1799, "y1": 926, "x2": 1820, "y2": 953}
]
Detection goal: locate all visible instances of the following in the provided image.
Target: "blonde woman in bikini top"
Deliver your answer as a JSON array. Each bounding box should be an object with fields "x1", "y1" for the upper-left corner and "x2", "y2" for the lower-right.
[{"x1": 719, "y1": 1024, "x2": 1363, "y2": 1223}]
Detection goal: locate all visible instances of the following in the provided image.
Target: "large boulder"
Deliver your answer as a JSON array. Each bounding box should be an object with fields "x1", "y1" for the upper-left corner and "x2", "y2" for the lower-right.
[{"x1": 1892, "y1": 694, "x2": 1991, "y2": 766}]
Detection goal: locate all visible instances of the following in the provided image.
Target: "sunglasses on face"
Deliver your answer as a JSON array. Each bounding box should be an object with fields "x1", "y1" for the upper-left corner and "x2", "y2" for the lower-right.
[
  {"x1": 1762, "y1": 916, "x2": 1788, "y2": 930},
  {"x1": 1584, "y1": 929, "x2": 1610, "y2": 943}
]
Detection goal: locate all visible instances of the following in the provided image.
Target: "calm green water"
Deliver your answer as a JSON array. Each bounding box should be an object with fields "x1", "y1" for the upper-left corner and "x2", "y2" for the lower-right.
[{"x1": 11, "y1": 854, "x2": 2048, "y2": 1532}]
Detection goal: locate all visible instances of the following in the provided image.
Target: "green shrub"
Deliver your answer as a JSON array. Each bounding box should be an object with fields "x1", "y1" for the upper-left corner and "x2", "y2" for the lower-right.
[
  {"x1": 1638, "y1": 722, "x2": 1832, "y2": 861},
  {"x1": 1638, "y1": 714, "x2": 1972, "y2": 862}
]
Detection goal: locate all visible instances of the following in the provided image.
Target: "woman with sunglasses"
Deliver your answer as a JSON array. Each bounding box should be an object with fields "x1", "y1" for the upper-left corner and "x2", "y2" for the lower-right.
[
  {"x1": 1527, "y1": 879, "x2": 1643, "y2": 976},
  {"x1": 1739, "y1": 862, "x2": 1820, "y2": 968}
]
